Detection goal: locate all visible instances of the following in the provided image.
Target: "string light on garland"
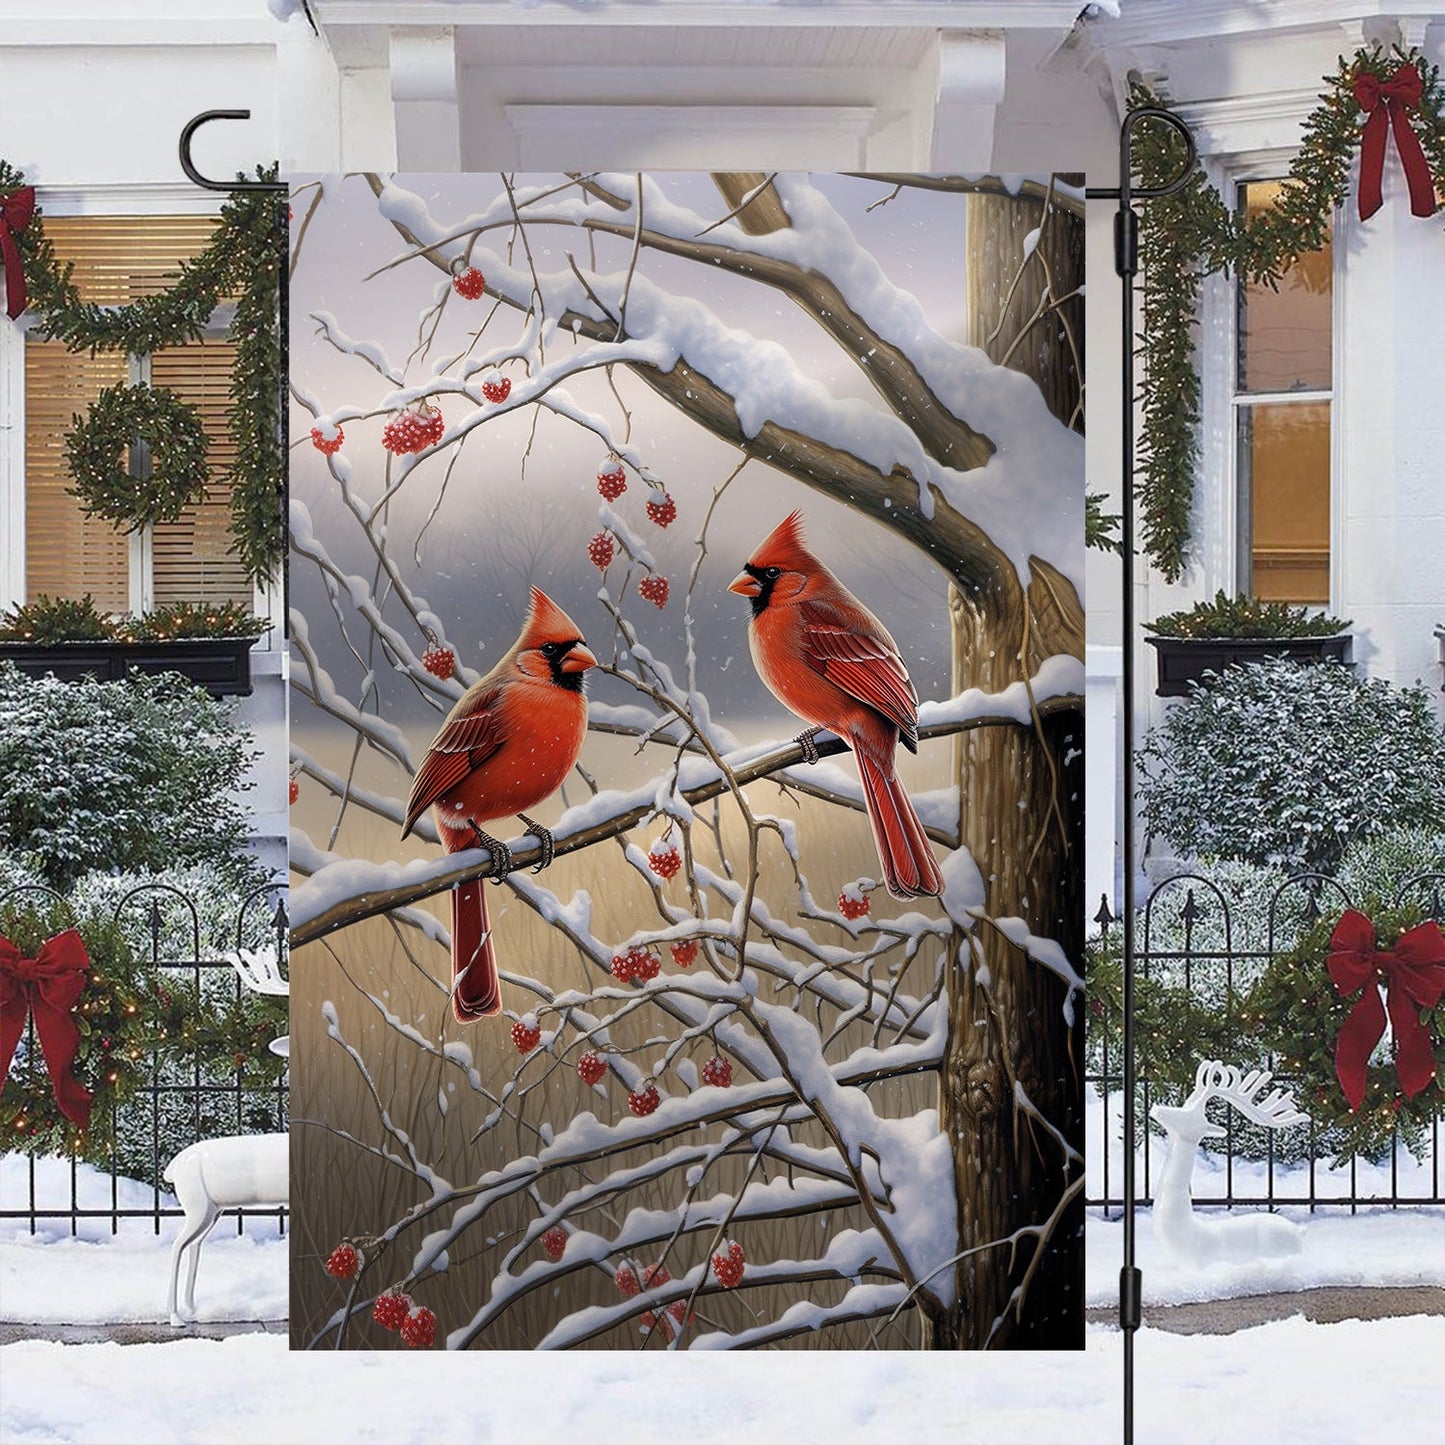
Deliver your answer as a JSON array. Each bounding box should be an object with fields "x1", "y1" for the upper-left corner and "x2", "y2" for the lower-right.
[{"x1": 1129, "y1": 46, "x2": 1445, "y2": 582}]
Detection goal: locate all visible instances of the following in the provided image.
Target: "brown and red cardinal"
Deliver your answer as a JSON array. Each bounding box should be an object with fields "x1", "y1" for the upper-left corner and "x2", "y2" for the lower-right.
[
  {"x1": 730, "y1": 511, "x2": 943, "y2": 900},
  {"x1": 402, "y1": 588, "x2": 596, "y2": 1021}
]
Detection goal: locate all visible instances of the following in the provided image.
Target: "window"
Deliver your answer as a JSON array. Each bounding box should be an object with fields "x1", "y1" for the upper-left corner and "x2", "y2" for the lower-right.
[
  {"x1": 21, "y1": 215, "x2": 253, "y2": 613},
  {"x1": 1233, "y1": 179, "x2": 1333, "y2": 604}
]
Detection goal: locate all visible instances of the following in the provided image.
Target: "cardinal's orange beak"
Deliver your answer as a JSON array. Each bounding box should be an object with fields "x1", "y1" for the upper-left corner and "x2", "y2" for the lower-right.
[
  {"x1": 728, "y1": 570, "x2": 761, "y2": 597},
  {"x1": 561, "y1": 642, "x2": 598, "y2": 673}
]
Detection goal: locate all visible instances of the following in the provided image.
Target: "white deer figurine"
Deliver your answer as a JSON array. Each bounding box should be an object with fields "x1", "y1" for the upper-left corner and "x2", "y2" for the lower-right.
[
  {"x1": 164, "y1": 1132, "x2": 290, "y2": 1327},
  {"x1": 1150, "y1": 1060, "x2": 1309, "y2": 1266}
]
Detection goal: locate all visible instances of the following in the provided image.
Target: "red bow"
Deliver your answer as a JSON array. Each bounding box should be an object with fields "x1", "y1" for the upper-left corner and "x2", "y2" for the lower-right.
[
  {"x1": 1353, "y1": 63, "x2": 1436, "y2": 220},
  {"x1": 0, "y1": 185, "x2": 35, "y2": 321},
  {"x1": 1327, "y1": 909, "x2": 1445, "y2": 1111},
  {"x1": 0, "y1": 930, "x2": 93, "y2": 1130}
]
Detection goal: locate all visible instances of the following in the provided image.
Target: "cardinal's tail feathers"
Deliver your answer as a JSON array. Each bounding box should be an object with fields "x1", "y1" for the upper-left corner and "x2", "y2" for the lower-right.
[
  {"x1": 856, "y1": 747, "x2": 944, "y2": 900},
  {"x1": 451, "y1": 879, "x2": 502, "y2": 1021}
]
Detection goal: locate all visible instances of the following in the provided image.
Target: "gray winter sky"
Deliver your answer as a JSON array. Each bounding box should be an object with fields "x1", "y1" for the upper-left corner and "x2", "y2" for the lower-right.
[{"x1": 288, "y1": 173, "x2": 1027, "y2": 747}]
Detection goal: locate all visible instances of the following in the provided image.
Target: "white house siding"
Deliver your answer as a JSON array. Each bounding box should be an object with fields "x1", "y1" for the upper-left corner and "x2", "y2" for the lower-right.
[{"x1": 0, "y1": 0, "x2": 338, "y2": 878}]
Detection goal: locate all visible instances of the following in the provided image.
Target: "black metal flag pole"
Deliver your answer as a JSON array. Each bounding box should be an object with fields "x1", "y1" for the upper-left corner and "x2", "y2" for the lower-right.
[
  {"x1": 1085, "y1": 105, "x2": 1195, "y2": 1445},
  {"x1": 178, "y1": 109, "x2": 289, "y2": 615}
]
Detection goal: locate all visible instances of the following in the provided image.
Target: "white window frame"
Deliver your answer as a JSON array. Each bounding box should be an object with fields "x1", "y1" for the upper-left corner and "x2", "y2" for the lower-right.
[
  {"x1": 0, "y1": 185, "x2": 268, "y2": 620},
  {"x1": 1193, "y1": 148, "x2": 1345, "y2": 615}
]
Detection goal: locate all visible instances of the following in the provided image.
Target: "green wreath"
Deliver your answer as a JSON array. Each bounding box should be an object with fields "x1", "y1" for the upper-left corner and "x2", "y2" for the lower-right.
[
  {"x1": 1243, "y1": 903, "x2": 1444, "y2": 1163},
  {"x1": 65, "y1": 383, "x2": 210, "y2": 531}
]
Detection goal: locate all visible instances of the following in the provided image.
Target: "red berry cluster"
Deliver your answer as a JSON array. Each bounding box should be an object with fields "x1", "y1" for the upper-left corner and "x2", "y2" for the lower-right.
[
  {"x1": 510, "y1": 1016, "x2": 542, "y2": 1054},
  {"x1": 837, "y1": 885, "x2": 871, "y2": 921},
  {"x1": 712, "y1": 1240, "x2": 745, "y2": 1289},
  {"x1": 638, "y1": 575, "x2": 669, "y2": 609},
  {"x1": 576, "y1": 1050, "x2": 608, "y2": 1086},
  {"x1": 289, "y1": 777, "x2": 300, "y2": 806},
  {"x1": 542, "y1": 1226, "x2": 568, "y2": 1261},
  {"x1": 597, "y1": 459, "x2": 628, "y2": 501},
  {"x1": 636, "y1": 1264, "x2": 691, "y2": 1341},
  {"x1": 647, "y1": 838, "x2": 681, "y2": 879},
  {"x1": 610, "y1": 947, "x2": 660, "y2": 983},
  {"x1": 587, "y1": 532, "x2": 615, "y2": 570},
  {"x1": 669, "y1": 940, "x2": 698, "y2": 968},
  {"x1": 628, "y1": 1083, "x2": 661, "y2": 1117},
  {"x1": 451, "y1": 265, "x2": 486, "y2": 300},
  {"x1": 700, "y1": 1055, "x2": 732, "y2": 1089},
  {"x1": 481, "y1": 375, "x2": 511, "y2": 404},
  {"x1": 615, "y1": 1264, "x2": 640, "y2": 1297},
  {"x1": 421, "y1": 643, "x2": 456, "y2": 680},
  {"x1": 400, "y1": 1304, "x2": 437, "y2": 1348},
  {"x1": 645, "y1": 492, "x2": 677, "y2": 528},
  {"x1": 381, "y1": 404, "x2": 445, "y2": 455},
  {"x1": 325, "y1": 1242, "x2": 360, "y2": 1279},
  {"x1": 372, "y1": 1291, "x2": 412, "y2": 1331},
  {"x1": 310, "y1": 424, "x2": 344, "y2": 456}
]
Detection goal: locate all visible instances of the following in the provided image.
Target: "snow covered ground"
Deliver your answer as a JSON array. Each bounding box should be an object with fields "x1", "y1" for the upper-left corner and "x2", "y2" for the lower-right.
[{"x1": 2, "y1": 1318, "x2": 1442, "y2": 1444}]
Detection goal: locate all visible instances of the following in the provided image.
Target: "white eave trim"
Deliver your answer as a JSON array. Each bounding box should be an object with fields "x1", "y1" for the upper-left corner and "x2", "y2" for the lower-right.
[
  {"x1": 312, "y1": 1, "x2": 1084, "y2": 28},
  {"x1": 1083, "y1": 0, "x2": 1438, "y2": 48}
]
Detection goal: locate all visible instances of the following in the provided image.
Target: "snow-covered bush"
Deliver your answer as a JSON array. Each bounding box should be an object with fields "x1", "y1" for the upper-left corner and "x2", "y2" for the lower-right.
[
  {"x1": 1138, "y1": 659, "x2": 1445, "y2": 874},
  {"x1": 1334, "y1": 826, "x2": 1445, "y2": 906},
  {"x1": 0, "y1": 662, "x2": 259, "y2": 891}
]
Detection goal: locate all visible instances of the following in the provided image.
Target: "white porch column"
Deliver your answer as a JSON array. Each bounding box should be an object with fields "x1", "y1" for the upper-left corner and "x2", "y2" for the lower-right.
[
  {"x1": 927, "y1": 29, "x2": 1007, "y2": 170},
  {"x1": 390, "y1": 26, "x2": 460, "y2": 172}
]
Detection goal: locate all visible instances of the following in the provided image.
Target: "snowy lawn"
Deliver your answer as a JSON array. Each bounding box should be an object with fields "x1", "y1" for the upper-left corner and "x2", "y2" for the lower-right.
[
  {"x1": 2, "y1": 1318, "x2": 1442, "y2": 1444},
  {"x1": 1, "y1": 1156, "x2": 286, "y2": 1326}
]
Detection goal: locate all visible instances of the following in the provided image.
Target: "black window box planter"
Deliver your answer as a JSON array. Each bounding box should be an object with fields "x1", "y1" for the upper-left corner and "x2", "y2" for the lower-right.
[
  {"x1": 0, "y1": 637, "x2": 257, "y2": 697},
  {"x1": 1146, "y1": 633, "x2": 1352, "y2": 697}
]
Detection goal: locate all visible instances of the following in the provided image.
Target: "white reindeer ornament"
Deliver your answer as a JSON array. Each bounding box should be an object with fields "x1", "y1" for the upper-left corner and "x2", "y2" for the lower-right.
[{"x1": 1150, "y1": 1061, "x2": 1308, "y2": 1266}]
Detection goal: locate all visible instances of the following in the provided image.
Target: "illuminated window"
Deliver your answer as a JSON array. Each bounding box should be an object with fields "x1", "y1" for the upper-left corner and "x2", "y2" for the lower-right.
[
  {"x1": 1233, "y1": 179, "x2": 1333, "y2": 605},
  {"x1": 23, "y1": 215, "x2": 252, "y2": 612}
]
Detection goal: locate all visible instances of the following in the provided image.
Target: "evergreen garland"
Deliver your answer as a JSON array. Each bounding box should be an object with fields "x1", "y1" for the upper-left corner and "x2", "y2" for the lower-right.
[
  {"x1": 1130, "y1": 47, "x2": 1445, "y2": 582},
  {"x1": 0, "y1": 159, "x2": 284, "y2": 581}
]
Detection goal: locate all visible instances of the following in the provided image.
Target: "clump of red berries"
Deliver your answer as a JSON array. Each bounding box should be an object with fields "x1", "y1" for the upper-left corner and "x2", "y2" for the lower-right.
[
  {"x1": 381, "y1": 403, "x2": 445, "y2": 455},
  {"x1": 712, "y1": 1240, "x2": 745, "y2": 1289},
  {"x1": 372, "y1": 1291, "x2": 412, "y2": 1331},
  {"x1": 577, "y1": 1050, "x2": 608, "y2": 1086},
  {"x1": 451, "y1": 265, "x2": 485, "y2": 300},
  {"x1": 510, "y1": 1014, "x2": 542, "y2": 1054},
  {"x1": 587, "y1": 531, "x2": 615, "y2": 570},
  {"x1": 645, "y1": 492, "x2": 677, "y2": 528},
  {"x1": 628, "y1": 1082, "x2": 661, "y2": 1117},
  {"x1": 669, "y1": 940, "x2": 698, "y2": 968},
  {"x1": 638, "y1": 574, "x2": 669, "y2": 609},
  {"x1": 701, "y1": 1055, "x2": 732, "y2": 1089},
  {"x1": 289, "y1": 777, "x2": 300, "y2": 806},
  {"x1": 837, "y1": 883, "x2": 871, "y2": 921},
  {"x1": 542, "y1": 1226, "x2": 568, "y2": 1261},
  {"x1": 615, "y1": 1264, "x2": 640, "y2": 1297},
  {"x1": 310, "y1": 423, "x2": 344, "y2": 456},
  {"x1": 421, "y1": 642, "x2": 456, "y2": 680},
  {"x1": 400, "y1": 1304, "x2": 437, "y2": 1348},
  {"x1": 481, "y1": 375, "x2": 511, "y2": 404},
  {"x1": 325, "y1": 1242, "x2": 360, "y2": 1279},
  {"x1": 597, "y1": 459, "x2": 627, "y2": 500},
  {"x1": 648, "y1": 836, "x2": 681, "y2": 880},
  {"x1": 637, "y1": 1264, "x2": 690, "y2": 1341},
  {"x1": 610, "y1": 947, "x2": 659, "y2": 984}
]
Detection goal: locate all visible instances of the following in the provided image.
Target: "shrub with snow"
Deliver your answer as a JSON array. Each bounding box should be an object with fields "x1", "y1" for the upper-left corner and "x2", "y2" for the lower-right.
[{"x1": 1138, "y1": 659, "x2": 1445, "y2": 875}]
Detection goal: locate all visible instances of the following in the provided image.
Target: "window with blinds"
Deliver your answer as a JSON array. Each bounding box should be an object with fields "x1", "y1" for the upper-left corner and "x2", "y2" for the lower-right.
[{"x1": 23, "y1": 215, "x2": 253, "y2": 612}]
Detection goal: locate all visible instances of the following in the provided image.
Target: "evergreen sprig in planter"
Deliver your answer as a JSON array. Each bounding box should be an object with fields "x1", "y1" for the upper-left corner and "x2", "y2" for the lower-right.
[
  {"x1": 1145, "y1": 592, "x2": 1352, "y2": 698},
  {"x1": 0, "y1": 596, "x2": 268, "y2": 698}
]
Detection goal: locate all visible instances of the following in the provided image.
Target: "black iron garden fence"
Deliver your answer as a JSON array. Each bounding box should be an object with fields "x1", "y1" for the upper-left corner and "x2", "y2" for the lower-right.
[
  {"x1": 1, "y1": 880, "x2": 289, "y2": 1236},
  {"x1": 1088, "y1": 870, "x2": 1443, "y2": 1214}
]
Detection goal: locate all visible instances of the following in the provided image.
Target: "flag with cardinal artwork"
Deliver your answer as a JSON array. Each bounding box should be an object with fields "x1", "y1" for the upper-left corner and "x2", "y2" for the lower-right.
[{"x1": 288, "y1": 171, "x2": 1086, "y2": 1351}]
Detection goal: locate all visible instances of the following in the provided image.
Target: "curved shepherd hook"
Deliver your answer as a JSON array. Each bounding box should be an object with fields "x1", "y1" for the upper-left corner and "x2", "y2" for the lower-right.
[
  {"x1": 178, "y1": 109, "x2": 287, "y2": 192},
  {"x1": 1085, "y1": 105, "x2": 1195, "y2": 1445}
]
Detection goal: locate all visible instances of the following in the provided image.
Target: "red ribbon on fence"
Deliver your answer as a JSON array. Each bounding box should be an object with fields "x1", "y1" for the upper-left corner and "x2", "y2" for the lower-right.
[
  {"x1": 0, "y1": 929, "x2": 93, "y2": 1129},
  {"x1": 1353, "y1": 63, "x2": 1436, "y2": 220},
  {"x1": 1327, "y1": 909, "x2": 1445, "y2": 1111},
  {"x1": 0, "y1": 185, "x2": 35, "y2": 321}
]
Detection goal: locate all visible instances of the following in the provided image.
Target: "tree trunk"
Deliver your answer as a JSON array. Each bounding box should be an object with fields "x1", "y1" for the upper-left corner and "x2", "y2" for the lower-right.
[{"x1": 929, "y1": 186, "x2": 1086, "y2": 1349}]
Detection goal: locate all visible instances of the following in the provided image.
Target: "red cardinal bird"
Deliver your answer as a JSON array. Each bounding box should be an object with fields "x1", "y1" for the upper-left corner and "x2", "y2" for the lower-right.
[
  {"x1": 730, "y1": 512, "x2": 942, "y2": 900},
  {"x1": 402, "y1": 588, "x2": 596, "y2": 1021}
]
